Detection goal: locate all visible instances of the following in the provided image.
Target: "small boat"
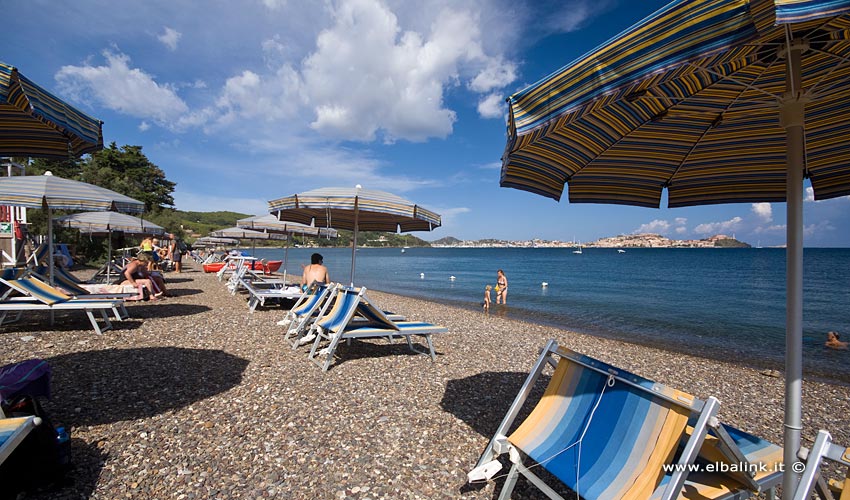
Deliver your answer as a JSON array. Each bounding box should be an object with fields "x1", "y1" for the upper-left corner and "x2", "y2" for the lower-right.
[
  {"x1": 572, "y1": 242, "x2": 583, "y2": 254},
  {"x1": 203, "y1": 262, "x2": 226, "y2": 273},
  {"x1": 401, "y1": 248, "x2": 406, "y2": 253},
  {"x1": 617, "y1": 249, "x2": 626, "y2": 253}
]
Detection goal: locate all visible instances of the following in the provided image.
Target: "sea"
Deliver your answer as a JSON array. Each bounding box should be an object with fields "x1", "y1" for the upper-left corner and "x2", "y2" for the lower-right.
[{"x1": 245, "y1": 246, "x2": 850, "y2": 382}]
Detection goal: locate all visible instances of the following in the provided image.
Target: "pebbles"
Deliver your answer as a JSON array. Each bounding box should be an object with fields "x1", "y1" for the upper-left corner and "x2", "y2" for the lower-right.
[{"x1": 1, "y1": 266, "x2": 848, "y2": 499}]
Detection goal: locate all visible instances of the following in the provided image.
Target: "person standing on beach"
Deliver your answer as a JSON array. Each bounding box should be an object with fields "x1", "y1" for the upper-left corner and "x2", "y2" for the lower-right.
[
  {"x1": 496, "y1": 269, "x2": 508, "y2": 305},
  {"x1": 301, "y1": 253, "x2": 330, "y2": 290},
  {"x1": 483, "y1": 285, "x2": 492, "y2": 311}
]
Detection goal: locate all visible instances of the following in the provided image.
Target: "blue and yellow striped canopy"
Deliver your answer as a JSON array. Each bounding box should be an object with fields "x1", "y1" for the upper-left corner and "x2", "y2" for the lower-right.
[
  {"x1": 0, "y1": 173, "x2": 144, "y2": 213},
  {"x1": 268, "y1": 187, "x2": 441, "y2": 233},
  {"x1": 0, "y1": 62, "x2": 103, "y2": 158},
  {"x1": 55, "y1": 211, "x2": 164, "y2": 235},
  {"x1": 236, "y1": 214, "x2": 338, "y2": 238},
  {"x1": 501, "y1": 0, "x2": 850, "y2": 207}
]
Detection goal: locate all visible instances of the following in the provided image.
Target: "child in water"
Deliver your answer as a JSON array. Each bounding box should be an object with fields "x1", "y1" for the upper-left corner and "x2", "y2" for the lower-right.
[{"x1": 483, "y1": 285, "x2": 492, "y2": 311}]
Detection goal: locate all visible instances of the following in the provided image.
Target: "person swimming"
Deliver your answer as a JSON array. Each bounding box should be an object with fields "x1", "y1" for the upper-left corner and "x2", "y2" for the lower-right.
[{"x1": 826, "y1": 331, "x2": 848, "y2": 350}]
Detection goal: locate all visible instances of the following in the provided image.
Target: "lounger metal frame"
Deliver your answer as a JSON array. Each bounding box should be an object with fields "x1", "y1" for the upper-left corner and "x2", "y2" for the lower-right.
[{"x1": 794, "y1": 430, "x2": 850, "y2": 500}]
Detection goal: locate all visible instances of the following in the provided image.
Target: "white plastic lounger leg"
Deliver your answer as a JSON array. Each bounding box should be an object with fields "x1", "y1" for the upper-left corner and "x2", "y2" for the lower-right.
[
  {"x1": 85, "y1": 310, "x2": 104, "y2": 335},
  {"x1": 793, "y1": 430, "x2": 834, "y2": 500}
]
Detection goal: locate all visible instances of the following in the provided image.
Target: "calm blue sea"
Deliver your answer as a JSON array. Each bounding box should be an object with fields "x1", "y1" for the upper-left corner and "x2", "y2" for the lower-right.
[{"x1": 246, "y1": 246, "x2": 850, "y2": 381}]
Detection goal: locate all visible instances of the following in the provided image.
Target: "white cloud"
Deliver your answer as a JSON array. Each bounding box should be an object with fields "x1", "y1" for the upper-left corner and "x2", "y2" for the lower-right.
[
  {"x1": 804, "y1": 220, "x2": 835, "y2": 237},
  {"x1": 674, "y1": 217, "x2": 687, "y2": 225},
  {"x1": 55, "y1": 50, "x2": 188, "y2": 124},
  {"x1": 693, "y1": 216, "x2": 743, "y2": 235},
  {"x1": 634, "y1": 219, "x2": 671, "y2": 234},
  {"x1": 261, "y1": 0, "x2": 287, "y2": 10},
  {"x1": 751, "y1": 202, "x2": 772, "y2": 222},
  {"x1": 469, "y1": 59, "x2": 516, "y2": 93},
  {"x1": 174, "y1": 190, "x2": 269, "y2": 215},
  {"x1": 675, "y1": 226, "x2": 686, "y2": 234},
  {"x1": 157, "y1": 27, "x2": 182, "y2": 51},
  {"x1": 477, "y1": 92, "x2": 504, "y2": 119},
  {"x1": 755, "y1": 224, "x2": 785, "y2": 234},
  {"x1": 138, "y1": 121, "x2": 150, "y2": 132},
  {"x1": 805, "y1": 186, "x2": 815, "y2": 202}
]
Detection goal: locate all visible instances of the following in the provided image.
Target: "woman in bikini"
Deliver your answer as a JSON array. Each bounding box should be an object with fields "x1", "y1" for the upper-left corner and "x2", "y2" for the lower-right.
[{"x1": 496, "y1": 269, "x2": 508, "y2": 305}]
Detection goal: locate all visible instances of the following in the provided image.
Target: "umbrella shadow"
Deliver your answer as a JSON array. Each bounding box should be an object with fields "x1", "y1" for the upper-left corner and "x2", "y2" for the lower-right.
[
  {"x1": 125, "y1": 303, "x2": 211, "y2": 318},
  {"x1": 443, "y1": 371, "x2": 561, "y2": 498},
  {"x1": 44, "y1": 347, "x2": 249, "y2": 427}
]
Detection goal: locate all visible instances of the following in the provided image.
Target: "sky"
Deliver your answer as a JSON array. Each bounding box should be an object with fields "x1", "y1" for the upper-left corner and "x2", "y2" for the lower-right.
[{"x1": 6, "y1": 0, "x2": 850, "y2": 246}]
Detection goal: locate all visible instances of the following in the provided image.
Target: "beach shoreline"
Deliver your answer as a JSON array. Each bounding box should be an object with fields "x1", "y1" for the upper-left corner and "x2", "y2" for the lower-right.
[{"x1": 1, "y1": 267, "x2": 848, "y2": 498}]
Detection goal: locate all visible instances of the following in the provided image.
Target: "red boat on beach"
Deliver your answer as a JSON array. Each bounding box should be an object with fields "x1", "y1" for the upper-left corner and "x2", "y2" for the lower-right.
[{"x1": 202, "y1": 260, "x2": 282, "y2": 274}]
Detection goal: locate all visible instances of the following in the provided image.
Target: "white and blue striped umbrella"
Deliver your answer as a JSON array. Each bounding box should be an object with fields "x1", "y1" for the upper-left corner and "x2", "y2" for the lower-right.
[
  {"x1": 236, "y1": 214, "x2": 338, "y2": 238},
  {"x1": 0, "y1": 172, "x2": 144, "y2": 286},
  {"x1": 210, "y1": 226, "x2": 287, "y2": 241},
  {"x1": 55, "y1": 211, "x2": 164, "y2": 235},
  {"x1": 268, "y1": 186, "x2": 440, "y2": 285}
]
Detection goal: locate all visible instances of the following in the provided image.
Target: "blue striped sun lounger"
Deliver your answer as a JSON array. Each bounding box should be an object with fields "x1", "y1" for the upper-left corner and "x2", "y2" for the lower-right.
[
  {"x1": 282, "y1": 283, "x2": 335, "y2": 346},
  {"x1": 0, "y1": 416, "x2": 40, "y2": 466},
  {"x1": 469, "y1": 339, "x2": 783, "y2": 500},
  {"x1": 0, "y1": 277, "x2": 129, "y2": 335},
  {"x1": 306, "y1": 286, "x2": 445, "y2": 372}
]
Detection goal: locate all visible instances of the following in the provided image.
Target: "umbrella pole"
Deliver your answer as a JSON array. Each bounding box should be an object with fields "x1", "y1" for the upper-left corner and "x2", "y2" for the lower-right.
[
  {"x1": 283, "y1": 237, "x2": 289, "y2": 284},
  {"x1": 47, "y1": 207, "x2": 55, "y2": 325},
  {"x1": 781, "y1": 40, "x2": 805, "y2": 494},
  {"x1": 106, "y1": 231, "x2": 113, "y2": 282},
  {"x1": 350, "y1": 199, "x2": 359, "y2": 286}
]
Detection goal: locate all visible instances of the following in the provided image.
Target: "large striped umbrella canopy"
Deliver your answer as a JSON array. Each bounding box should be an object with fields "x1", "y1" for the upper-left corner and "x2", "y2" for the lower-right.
[
  {"x1": 54, "y1": 211, "x2": 164, "y2": 235},
  {"x1": 500, "y1": 0, "x2": 850, "y2": 490},
  {"x1": 0, "y1": 62, "x2": 103, "y2": 158},
  {"x1": 210, "y1": 226, "x2": 287, "y2": 241},
  {"x1": 194, "y1": 236, "x2": 239, "y2": 248},
  {"x1": 268, "y1": 186, "x2": 441, "y2": 284},
  {"x1": 237, "y1": 215, "x2": 339, "y2": 282},
  {"x1": 0, "y1": 172, "x2": 144, "y2": 285}
]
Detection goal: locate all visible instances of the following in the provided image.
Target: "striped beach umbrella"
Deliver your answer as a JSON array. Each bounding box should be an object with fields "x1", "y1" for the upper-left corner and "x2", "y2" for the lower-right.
[
  {"x1": 0, "y1": 62, "x2": 103, "y2": 158},
  {"x1": 194, "y1": 236, "x2": 239, "y2": 248},
  {"x1": 499, "y1": 0, "x2": 850, "y2": 490},
  {"x1": 237, "y1": 214, "x2": 339, "y2": 282},
  {"x1": 55, "y1": 211, "x2": 164, "y2": 282},
  {"x1": 268, "y1": 186, "x2": 441, "y2": 285},
  {"x1": 0, "y1": 173, "x2": 144, "y2": 285},
  {"x1": 210, "y1": 226, "x2": 287, "y2": 241}
]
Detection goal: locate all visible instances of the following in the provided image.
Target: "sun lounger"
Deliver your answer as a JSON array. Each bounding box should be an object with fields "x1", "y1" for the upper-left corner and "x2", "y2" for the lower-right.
[
  {"x1": 469, "y1": 339, "x2": 783, "y2": 500},
  {"x1": 793, "y1": 430, "x2": 850, "y2": 500},
  {"x1": 281, "y1": 283, "x2": 335, "y2": 346},
  {"x1": 32, "y1": 266, "x2": 142, "y2": 300},
  {"x1": 0, "y1": 416, "x2": 41, "y2": 466},
  {"x1": 306, "y1": 286, "x2": 446, "y2": 371},
  {"x1": 0, "y1": 277, "x2": 129, "y2": 334},
  {"x1": 240, "y1": 279, "x2": 302, "y2": 313}
]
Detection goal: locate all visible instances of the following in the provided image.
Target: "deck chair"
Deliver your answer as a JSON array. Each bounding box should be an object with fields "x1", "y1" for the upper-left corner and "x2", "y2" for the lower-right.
[
  {"x1": 32, "y1": 266, "x2": 142, "y2": 300},
  {"x1": 0, "y1": 415, "x2": 41, "y2": 466},
  {"x1": 793, "y1": 430, "x2": 850, "y2": 500},
  {"x1": 241, "y1": 279, "x2": 302, "y2": 313},
  {"x1": 287, "y1": 284, "x2": 407, "y2": 349},
  {"x1": 281, "y1": 283, "x2": 335, "y2": 346},
  {"x1": 469, "y1": 339, "x2": 783, "y2": 500},
  {"x1": 306, "y1": 286, "x2": 446, "y2": 371},
  {"x1": 0, "y1": 277, "x2": 128, "y2": 335}
]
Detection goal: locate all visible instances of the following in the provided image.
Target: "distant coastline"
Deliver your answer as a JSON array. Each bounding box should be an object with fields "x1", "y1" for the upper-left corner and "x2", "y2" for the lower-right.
[{"x1": 430, "y1": 233, "x2": 751, "y2": 249}]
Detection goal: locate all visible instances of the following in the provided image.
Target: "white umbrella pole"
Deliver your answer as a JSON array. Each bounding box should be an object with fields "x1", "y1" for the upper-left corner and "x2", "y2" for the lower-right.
[
  {"x1": 47, "y1": 207, "x2": 55, "y2": 287},
  {"x1": 283, "y1": 237, "x2": 289, "y2": 284},
  {"x1": 781, "y1": 40, "x2": 805, "y2": 494},
  {"x1": 106, "y1": 231, "x2": 113, "y2": 282},
  {"x1": 350, "y1": 200, "x2": 359, "y2": 286}
]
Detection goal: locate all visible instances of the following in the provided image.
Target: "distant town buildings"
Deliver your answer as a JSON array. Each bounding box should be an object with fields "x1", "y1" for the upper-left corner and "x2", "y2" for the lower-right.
[{"x1": 430, "y1": 233, "x2": 749, "y2": 248}]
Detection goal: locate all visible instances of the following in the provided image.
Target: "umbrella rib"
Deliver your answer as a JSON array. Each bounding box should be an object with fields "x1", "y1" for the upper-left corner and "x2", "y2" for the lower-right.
[{"x1": 804, "y1": 46, "x2": 850, "y2": 98}]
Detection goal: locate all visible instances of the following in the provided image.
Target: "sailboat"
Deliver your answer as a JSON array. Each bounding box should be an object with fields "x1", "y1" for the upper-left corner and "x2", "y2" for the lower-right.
[{"x1": 572, "y1": 241, "x2": 583, "y2": 254}]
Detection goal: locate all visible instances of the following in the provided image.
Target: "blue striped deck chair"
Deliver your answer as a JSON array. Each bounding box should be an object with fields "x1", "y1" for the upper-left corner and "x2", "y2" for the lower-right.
[
  {"x1": 241, "y1": 279, "x2": 302, "y2": 313},
  {"x1": 25, "y1": 243, "x2": 49, "y2": 268},
  {"x1": 282, "y1": 283, "x2": 335, "y2": 347},
  {"x1": 793, "y1": 430, "x2": 850, "y2": 500},
  {"x1": 469, "y1": 340, "x2": 783, "y2": 500},
  {"x1": 32, "y1": 266, "x2": 139, "y2": 300},
  {"x1": 0, "y1": 416, "x2": 40, "y2": 466},
  {"x1": 0, "y1": 277, "x2": 128, "y2": 334},
  {"x1": 306, "y1": 286, "x2": 446, "y2": 372}
]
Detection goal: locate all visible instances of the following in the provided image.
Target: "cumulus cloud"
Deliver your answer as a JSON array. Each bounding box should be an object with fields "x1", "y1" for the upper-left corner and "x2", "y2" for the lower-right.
[
  {"x1": 751, "y1": 202, "x2": 773, "y2": 222},
  {"x1": 138, "y1": 121, "x2": 150, "y2": 132},
  {"x1": 804, "y1": 220, "x2": 835, "y2": 237},
  {"x1": 157, "y1": 27, "x2": 182, "y2": 51},
  {"x1": 693, "y1": 216, "x2": 743, "y2": 235},
  {"x1": 805, "y1": 186, "x2": 815, "y2": 202},
  {"x1": 55, "y1": 50, "x2": 188, "y2": 124},
  {"x1": 477, "y1": 92, "x2": 504, "y2": 119},
  {"x1": 634, "y1": 219, "x2": 671, "y2": 234}
]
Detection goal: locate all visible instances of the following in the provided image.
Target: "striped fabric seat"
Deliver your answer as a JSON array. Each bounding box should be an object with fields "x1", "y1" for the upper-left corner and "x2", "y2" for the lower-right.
[
  {"x1": 306, "y1": 286, "x2": 446, "y2": 371},
  {"x1": 470, "y1": 340, "x2": 782, "y2": 500},
  {"x1": 0, "y1": 416, "x2": 40, "y2": 466},
  {"x1": 0, "y1": 277, "x2": 128, "y2": 334},
  {"x1": 282, "y1": 283, "x2": 335, "y2": 346}
]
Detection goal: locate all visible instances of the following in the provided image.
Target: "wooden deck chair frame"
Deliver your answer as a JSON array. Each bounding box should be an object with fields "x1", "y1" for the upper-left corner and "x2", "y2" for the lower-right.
[
  {"x1": 0, "y1": 277, "x2": 128, "y2": 334},
  {"x1": 470, "y1": 339, "x2": 782, "y2": 500},
  {"x1": 793, "y1": 430, "x2": 850, "y2": 500},
  {"x1": 307, "y1": 286, "x2": 446, "y2": 372}
]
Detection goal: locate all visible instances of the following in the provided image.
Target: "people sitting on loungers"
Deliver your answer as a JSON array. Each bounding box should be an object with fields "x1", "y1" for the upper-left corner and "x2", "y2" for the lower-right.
[
  {"x1": 120, "y1": 253, "x2": 164, "y2": 299},
  {"x1": 301, "y1": 253, "x2": 329, "y2": 291}
]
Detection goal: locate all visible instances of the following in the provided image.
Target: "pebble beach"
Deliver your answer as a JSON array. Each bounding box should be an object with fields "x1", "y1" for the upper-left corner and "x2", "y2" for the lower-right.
[{"x1": 2, "y1": 263, "x2": 850, "y2": 499}]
